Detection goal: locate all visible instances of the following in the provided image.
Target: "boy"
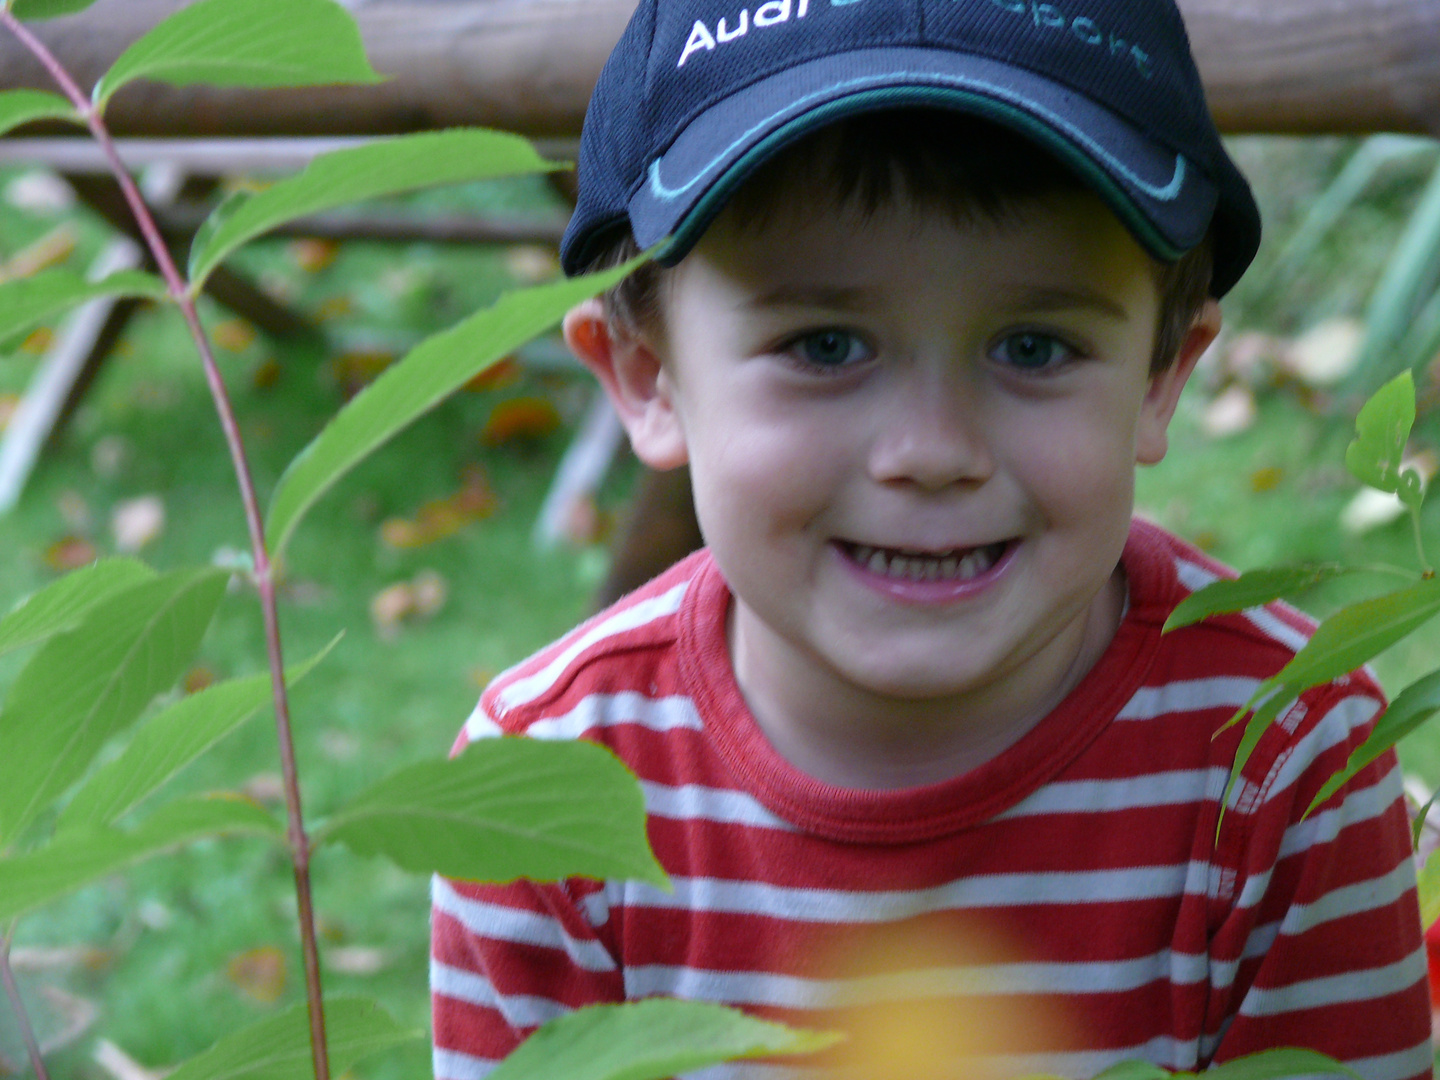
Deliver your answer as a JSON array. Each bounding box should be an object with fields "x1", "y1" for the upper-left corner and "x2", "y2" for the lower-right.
[{"x1": 432, "y1": 0, "x2": 1433, "y2": 1076}]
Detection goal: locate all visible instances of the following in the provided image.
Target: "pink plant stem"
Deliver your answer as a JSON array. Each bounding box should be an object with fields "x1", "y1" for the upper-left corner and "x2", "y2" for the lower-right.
[
  {"x1": 0, "y1": 931, "x2": 48, "y2": 1080},
  {"x1": 1, "y1": 12, "x2": 331, "y2": 1079}
]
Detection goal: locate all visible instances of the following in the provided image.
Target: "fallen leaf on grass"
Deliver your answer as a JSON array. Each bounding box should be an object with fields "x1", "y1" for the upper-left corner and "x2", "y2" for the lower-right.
[
  {"x1": 289, "y1": 238, "x2": 341, "y2": 274},
  {"x1": 8, "y1": 945, "x2": 111, "y2": 973},
  {"x1": 55, "y1": 489, "x2": 90, "y2": 531},
  {"x1": 1201, "y1": 384, "x2": 1256, "y2": 438},
  {"x1": 319, "y1": 728, "x2": 360, "y2": 762},
  {"x1": 562, "y1": 493, "x2": 613, "y2": 546},
  {"x1": 111, "y1": 495, "x2": 165, "y2": 553},
  {"x1": 315, "y1": 294, "x2": 355, "y2": 322},
  {"x1": 0, "y1": 224, "x2": 79, "y2": 283},
  {"x1": 1249, "y1": 466, "x2": 1285, "y2": 493},
  {"x1": 183, "y1": 665, "x2": 217, "y2": 694},
  {"x1": 0, "y1": 394, "x2": 19, "y2": 433},
  {"x1": 90, "y1": 436, "x2": 129, "y2": 479},
  {"x1": 331, "y1": 349, "x2": 395, "y2": 398},
  {"x1": 1221, "y1": 331, "x2": 1287, "y2": 384},
  {"x1": 18, "y1": 326, "x2": 54, "y2": 355},
  {"x1": 370, "y1": 570, "x2": 448, "y2": 640},
  {"x1": 252, "y1": 357, "x2": 282, "y2": 391},
  {"x1": 505, "y1": 244, "x2": 560, "y2": 284},
  {"x1": 380, "y1": 466, "x2": 497, "y2": 549},
  {"x1": 463, "y1": 356, "x2": 522, "y2": 393},
  {"x1": 1283, "y1": 318, "x2": 1363, "y2": 387},
  {"x1": 212, "y1": 318, "x2": 257, "y2": 353},
  {"x1": 327, "y1": 946, "x2": 389, "y2": 976},
  {"x1": 241, "y1": 773, "x2": 286, "y2": 806},
  {"x1": 480, "y1": 396, "x2": 561, "y2": 446},
  {"x1": 226, "y1": 945, "x2": 286, "y2": 1004},
  {"x1": 3, "y1": 172, "x2": 75, "y2": 215},
  {"x1": 44, "y1": 536, "x2": 98, "y2": 571}
]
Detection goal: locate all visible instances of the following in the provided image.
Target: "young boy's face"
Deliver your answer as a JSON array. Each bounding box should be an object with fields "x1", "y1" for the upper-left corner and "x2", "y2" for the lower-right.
[{"x1": 569, "y1": 185, "x2": 1218, "y2": 777}]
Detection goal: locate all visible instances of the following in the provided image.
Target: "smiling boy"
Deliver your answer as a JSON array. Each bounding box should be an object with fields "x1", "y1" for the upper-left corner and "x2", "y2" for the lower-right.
[{"x1": 430, "y1": 0, "x2": 1432, "y2": 1076}]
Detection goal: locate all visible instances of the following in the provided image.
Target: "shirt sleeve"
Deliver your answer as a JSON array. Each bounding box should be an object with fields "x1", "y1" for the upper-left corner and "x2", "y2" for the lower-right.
[
  {"x1": 431, "y1": 871, "x2": 625, "y2": 1078},
  {"x1": 1206, "y1": 681, "x2": 1433, "y2": 1080},
  {"x1": 430, "y1": 693, "x2": 629, "y2": 1079}
]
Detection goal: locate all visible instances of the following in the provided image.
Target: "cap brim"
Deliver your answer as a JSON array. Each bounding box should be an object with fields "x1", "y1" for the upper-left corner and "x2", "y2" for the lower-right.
[{"x1": 628, "y1": 46, "x2": 1219, "y2": 273}]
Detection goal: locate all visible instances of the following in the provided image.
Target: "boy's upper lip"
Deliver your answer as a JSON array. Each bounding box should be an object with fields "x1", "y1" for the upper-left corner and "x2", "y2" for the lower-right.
[{"x1": 835, "y1": 537, "x2": 1013, "y2": 557}]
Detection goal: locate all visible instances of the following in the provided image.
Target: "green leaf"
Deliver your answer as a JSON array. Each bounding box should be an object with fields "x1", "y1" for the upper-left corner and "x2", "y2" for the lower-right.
[
  {"x1": 1163, "y1": 564, "x2": 1353, "y2": 633},
  {"x1": 316, "y1": 738, "x2": 666, "y2": 887},
  {"x1": 1089, "y1": 1062, "x2": 1174, "y2": 1080},
  {"x1": 1218, "y1": 685, "x2": 1294, "y2": 821},
  {"x1": 9, "y1": 0, "x2": 99, "y2": 18},
  {"x1": 188, "y1": 129, "x2": 564, "y2": 286},
  {"x1": 1305, "y1": 667, "x2": 1440, "y2": 818},
  {"x1": 0, "y1": 89, "x2": 79, "y2": 136},
  {"x1": 93, "y1": 0, "x2": 382, "y2": 108},
  {"x1": 1346, "y1": 160, "x2": 1440, "y2": 396},
  {"x1": 0, "y1": 568, "x2": 227, "y2": 845},
  {"x1": 488, "y1": 999, "x2": 839, "y2": 1080},
  {"x1": 57, "y1": 636, "x2": 340, "y2": 832},
  {"x1": 1272, "y1": 576, "x2": 1440, "y2": 691},
  {"x1": 1206, "y1": 1048, "x2": 1361, "y2": 1080},
  {"x1": 162, "y1": 996, "x2": 418, "y2": 1080},
  {"x1": 1415, "y1": 789, "x2": 1440, "y2": 848},
  {"x1": 0, "y1": 794, "x2": 279, "y2": 923},
  {"x1": 0, "y1": 268, "x2": 168, "y2": 343},
  {"x1": 265, "y1": 256, "x2": 644, "y2": 556},
  {"x1": 0, "y1": 557, "x2": 155, "y2": 658},
  {"x1": 1345, "y1": 371, "x2": 1417, "y2": 495},
  {"x1": 1419, "y1": 848, "x2": 1440, "y2": 930}
]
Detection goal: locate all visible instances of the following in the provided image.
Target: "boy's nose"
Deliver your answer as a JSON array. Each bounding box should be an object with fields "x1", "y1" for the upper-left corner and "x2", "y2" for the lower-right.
[{"x1": 867, "y1": 365, "x2": 994, "y2": 491}]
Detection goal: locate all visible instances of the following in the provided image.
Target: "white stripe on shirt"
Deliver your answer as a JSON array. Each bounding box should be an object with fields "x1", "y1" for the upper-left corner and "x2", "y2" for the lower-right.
[
  {"x1": 433, "y1": 876, "x2": 617, "y2": 972},
  {"x1": 495, "y1": 582, "x2": 689, "y2": 713}
]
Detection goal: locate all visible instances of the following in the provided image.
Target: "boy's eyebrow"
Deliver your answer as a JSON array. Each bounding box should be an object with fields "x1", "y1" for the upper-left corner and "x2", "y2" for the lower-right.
[
  {"x1": 741, "y1": 284, "x2": 1135, "y2": 318},
  {"x1": 742, "y1": 284, "x2": 876, "y2": 311},
  {"x1": 997, "y1": 286, "x2": 1131, "y2": 320}
]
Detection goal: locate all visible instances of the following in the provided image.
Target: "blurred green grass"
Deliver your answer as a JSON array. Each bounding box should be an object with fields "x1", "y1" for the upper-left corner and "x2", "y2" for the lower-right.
[{"x1": 0, "y1": 136, "x2": 1438, "y2": 1075}]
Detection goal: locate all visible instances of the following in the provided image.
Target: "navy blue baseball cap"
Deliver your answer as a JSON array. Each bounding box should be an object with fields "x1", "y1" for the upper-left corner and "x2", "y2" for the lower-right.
[{"x1": 560, "y1": 0, "x2": 1261, "y2": 297}]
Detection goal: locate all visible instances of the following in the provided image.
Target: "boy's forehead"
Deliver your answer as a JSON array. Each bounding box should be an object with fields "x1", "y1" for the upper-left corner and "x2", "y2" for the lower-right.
[{"x1": 685, "y1": 185, "x2": 1160, "y2": 313}]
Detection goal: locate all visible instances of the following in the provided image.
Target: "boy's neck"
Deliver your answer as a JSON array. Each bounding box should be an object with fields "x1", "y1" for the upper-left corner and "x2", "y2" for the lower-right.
[{"x1": 728, "y1": 566, "x2": 1129, "y2": 791}]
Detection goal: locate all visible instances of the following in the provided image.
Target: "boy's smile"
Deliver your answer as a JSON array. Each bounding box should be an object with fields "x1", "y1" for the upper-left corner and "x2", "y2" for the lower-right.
[{"x1": 572, "y1": 189, "x2": 1216, "y2": 788}]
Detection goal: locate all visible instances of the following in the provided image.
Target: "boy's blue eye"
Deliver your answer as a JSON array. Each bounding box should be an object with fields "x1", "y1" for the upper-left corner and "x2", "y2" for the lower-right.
[
  {"x1": 795, "y1": 330, "x2": 869, "y2": 368},
  {"x1": 993, "y1": 332, "x2": 1074, "y2": 371}
]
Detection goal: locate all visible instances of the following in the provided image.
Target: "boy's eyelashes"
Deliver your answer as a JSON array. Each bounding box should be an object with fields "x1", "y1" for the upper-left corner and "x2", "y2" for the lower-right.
[
  {"x1": 778, "y1": 328, "x2": 876, "y2": 372},
  {"x1": 769, "y1": 326, "x2": 1087, "y2": 375},
  {"x1": 986, "y1": 329, "x2": 1084, "y2": 373}
]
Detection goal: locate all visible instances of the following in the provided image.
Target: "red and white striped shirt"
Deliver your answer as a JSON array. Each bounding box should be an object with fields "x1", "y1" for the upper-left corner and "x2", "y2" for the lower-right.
[{"x1": 431, "y1": 520, "x2": 1432, "y2": 1079}]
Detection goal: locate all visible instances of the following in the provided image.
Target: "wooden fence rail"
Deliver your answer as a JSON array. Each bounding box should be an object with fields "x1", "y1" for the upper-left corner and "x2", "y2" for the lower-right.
[{"x1": 1, "y1": 0, "x2": 1439, "y2": 138}]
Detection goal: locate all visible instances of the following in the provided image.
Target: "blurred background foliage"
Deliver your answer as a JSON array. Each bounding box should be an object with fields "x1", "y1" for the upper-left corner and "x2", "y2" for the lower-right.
[{"x1": 0, "y1": 133, "x2": 1437, "y2": 1076}]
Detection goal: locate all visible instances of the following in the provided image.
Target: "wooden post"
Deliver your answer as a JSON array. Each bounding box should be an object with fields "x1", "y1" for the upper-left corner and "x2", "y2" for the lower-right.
[{"x1": 1, "y1": 0, "x2": 1438, "y2": 137}]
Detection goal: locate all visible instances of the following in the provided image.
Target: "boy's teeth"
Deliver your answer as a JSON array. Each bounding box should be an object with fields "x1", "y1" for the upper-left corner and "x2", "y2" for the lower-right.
[{"x1": 850, "y1": 543, "x2": 1003, "y2": 581}]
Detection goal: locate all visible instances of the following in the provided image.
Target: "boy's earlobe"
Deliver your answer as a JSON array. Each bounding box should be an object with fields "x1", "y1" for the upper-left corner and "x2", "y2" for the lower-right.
[
  {"x1": 562, "y1": 299, "x2": 689, "y2": 470},
  {"x1": 1135, "y1": 299, "x2": 1222, "y2": 466}
]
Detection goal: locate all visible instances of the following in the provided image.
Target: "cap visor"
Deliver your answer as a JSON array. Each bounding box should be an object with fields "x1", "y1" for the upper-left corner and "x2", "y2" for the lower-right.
[{"x1": 629, "y1": 47, "x2": 1218, "y2": 266}]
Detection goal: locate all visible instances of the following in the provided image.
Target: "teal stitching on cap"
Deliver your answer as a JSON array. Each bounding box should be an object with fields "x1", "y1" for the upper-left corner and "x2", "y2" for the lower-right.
[
  {"x1": 646, "y1": 68, "x2": 1187, "y2": 206},
  {"x1": 653, "y1": 84, "x2": 1187, "y2": 263}
]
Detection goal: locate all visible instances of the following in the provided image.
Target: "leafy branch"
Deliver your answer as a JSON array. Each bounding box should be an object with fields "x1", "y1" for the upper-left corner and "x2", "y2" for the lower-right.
[
  {"x1": 0, "y1": 1, "x2": 835, "y2": 1078},
  {"x1": 1167, "y1": 372, "x2": 1440, "y2": 835}
]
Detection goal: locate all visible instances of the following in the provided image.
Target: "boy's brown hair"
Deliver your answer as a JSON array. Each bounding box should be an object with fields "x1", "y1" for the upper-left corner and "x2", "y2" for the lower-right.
[{"x1": 586, "y1": 111, "x2": 1213, "y2": 375}]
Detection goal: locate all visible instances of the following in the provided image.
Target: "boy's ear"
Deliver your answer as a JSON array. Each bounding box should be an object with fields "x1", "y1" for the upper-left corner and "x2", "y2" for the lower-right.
[
  {"x1": 562, "y1": 299, "x2": 689, "y2": 470},
  {"x1": 1135, "y1": 299, "x2": 1222, "y2": 466}
]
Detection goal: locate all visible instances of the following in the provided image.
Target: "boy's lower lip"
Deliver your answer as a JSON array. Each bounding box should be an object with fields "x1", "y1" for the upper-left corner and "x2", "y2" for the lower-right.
[{"x1": 831, "y1": 539, "x2": 1016, "y2": 604}]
